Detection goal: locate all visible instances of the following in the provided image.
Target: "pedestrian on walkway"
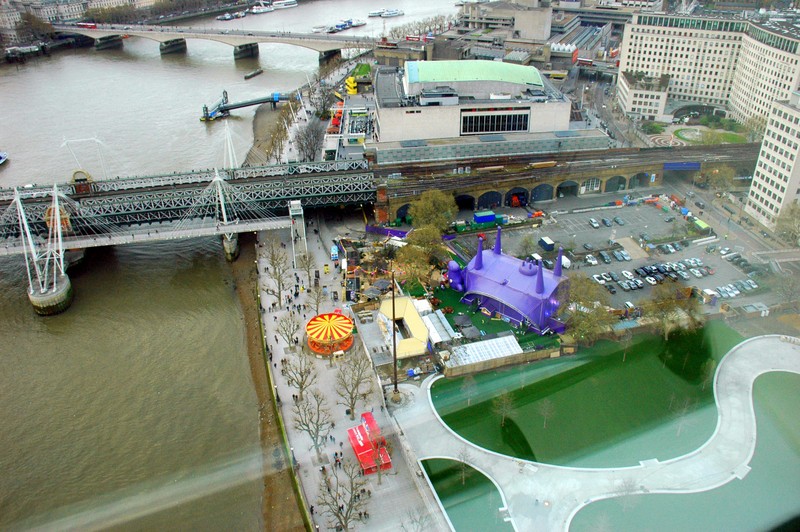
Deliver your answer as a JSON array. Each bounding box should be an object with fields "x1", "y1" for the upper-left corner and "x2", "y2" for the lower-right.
[
  {"x1": 339, "y1": 442, "x2": 343, "y2": 449},
  {"x1": 310, "y1": 505, "x2": 314, "y2": 515}
]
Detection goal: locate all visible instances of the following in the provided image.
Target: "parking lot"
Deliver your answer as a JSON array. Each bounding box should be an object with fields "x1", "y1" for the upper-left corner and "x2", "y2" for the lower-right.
[{"x1": 453, "y1": 185, "x2": 774, "y2": 311}]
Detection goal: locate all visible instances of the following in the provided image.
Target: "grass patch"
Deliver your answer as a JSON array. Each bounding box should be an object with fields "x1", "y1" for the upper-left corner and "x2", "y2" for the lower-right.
[
  {"x1": 431, "y1": 288, "x2": 560, "y2": 349},
  {"x1": 431, "y1": 322, "x2": 743, "y2": 467},
  {"x1": 352, "y1": 63, "x2": 371, "y2": 78},
  {"x1": 422, "y1": 459, "x2": 514, "y2": 531}
]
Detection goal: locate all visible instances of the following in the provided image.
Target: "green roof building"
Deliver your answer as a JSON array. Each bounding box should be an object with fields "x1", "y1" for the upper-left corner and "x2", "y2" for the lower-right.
[{"x1": 405, "y1": 60, "x2": 544, "y2": 90}]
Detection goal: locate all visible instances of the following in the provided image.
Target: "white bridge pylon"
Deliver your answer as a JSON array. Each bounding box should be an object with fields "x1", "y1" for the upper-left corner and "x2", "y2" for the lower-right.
[{"x1": 14, "y1": 185, "x2": 68, "y2": 296}]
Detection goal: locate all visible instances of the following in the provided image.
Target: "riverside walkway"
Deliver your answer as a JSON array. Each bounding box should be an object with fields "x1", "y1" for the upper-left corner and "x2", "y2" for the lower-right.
[{"x1": 393, "y1": 334, "x2": 800, "y2": 530}]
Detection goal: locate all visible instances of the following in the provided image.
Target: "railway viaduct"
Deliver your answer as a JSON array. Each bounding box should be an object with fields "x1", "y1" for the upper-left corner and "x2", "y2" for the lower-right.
[{"x1": 375, "y1": 146, "x2": 759, "y2": 223}]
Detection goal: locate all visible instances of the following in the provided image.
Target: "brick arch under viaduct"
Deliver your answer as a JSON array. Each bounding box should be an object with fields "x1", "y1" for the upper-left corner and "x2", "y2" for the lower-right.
[{"x1": 386, "y1": 165, "x2": 658, "y2": 221}]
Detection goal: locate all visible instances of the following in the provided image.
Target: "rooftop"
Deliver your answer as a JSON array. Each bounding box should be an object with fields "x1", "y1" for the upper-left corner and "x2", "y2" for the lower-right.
[{"x1": 406, "y1": 60, "x2": 544, "y2": 89}]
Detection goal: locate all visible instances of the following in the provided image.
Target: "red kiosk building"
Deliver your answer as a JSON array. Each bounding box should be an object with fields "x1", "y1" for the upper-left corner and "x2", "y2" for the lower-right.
[{"x1": 346, "y1": 412, "x2": 392, "y2": 475}]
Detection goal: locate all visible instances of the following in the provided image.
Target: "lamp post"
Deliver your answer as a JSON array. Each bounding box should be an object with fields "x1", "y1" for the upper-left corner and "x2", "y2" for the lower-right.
[{"x1": 390, "y1": 267, "x2": 400, "y2": 403}]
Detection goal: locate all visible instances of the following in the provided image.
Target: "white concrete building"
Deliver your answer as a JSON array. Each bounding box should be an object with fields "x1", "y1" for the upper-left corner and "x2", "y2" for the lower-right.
[
  {"x1": 729, "y1": 20, "x2": 800, "y2": 127},
  {"x1": 374, "y1": 60, "x2": 571, "y2": 143},
  {"x1": 745, "y1": 90, "x2": 800, "y2": 229},
  {"x1": 618, "y1": 13, "x2": 746, "y2": 121},
  {"x1": 618, "y1": 13, "x2": 800, "y2": 124}
]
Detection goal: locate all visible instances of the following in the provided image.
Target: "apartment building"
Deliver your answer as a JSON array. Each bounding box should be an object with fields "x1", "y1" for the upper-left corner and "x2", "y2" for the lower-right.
[
  {"x1": 729, "y1": 21, "x2": 800, "y2": 126},
  {"x1": 617, "y1": 14, "x2": 745, "y2": 120},
  {"x1": 745, "y1": 91, "x2": 800, "y2": 229},
  {"x1": 619, "y1": 14, "x2": 800, "y2": 123}
]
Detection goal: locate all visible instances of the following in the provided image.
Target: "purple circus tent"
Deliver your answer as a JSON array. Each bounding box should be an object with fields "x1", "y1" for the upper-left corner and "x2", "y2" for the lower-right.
[{"x1": 456, "y1": 228, "x2": 567, "y2": 334}]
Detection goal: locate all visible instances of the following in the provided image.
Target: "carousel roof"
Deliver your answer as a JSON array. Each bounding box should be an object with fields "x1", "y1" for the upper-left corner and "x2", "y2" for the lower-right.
[{"x1": 306, "y1": 312, "x2": 354, "y2": 342}]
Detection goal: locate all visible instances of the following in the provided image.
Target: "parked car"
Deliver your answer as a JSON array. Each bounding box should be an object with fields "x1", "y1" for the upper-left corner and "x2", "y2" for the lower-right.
[
  {"x1": 639, "y1": 232, "x2": 651, "y2": 241},
  {"x1": 606, "y1": 284, "x2": 617, "y2": 294},
  {"x1": 609, "y1": 271, "x2": 620, "y2": 282},
  {"x1": 620, "y1": 250, "x2": 632, "y2": 261},
  {"x1": 622, "y1": 270, "x2": 635, "y2": 280},
  {"x1": 619, "y1": 280, "x2": 631, "y2": 291},
  {"x1": 583, "y1": 243, "x2": 594, "y2": 251},
  {"x1": 695, "y1": 200, "x2": 706, "y2": 209},
  {"x1": 719, "y1": 247, "x2": 731, "y2": 256},
  {"x1": 589, "y1": 218, "x2": 600, "y2": 229},
  {"x1": 726, "y1": 283, "x2": 740, "y2": 296},
  {"x1": 746, "y1": 279, "x2": 758, "y2": 289},
  {"x1": 613, "y1": 250, "x2": 624, "y2": 261},
  {"x1": 645, "y1": 276, "x2": 658, "y2": 286},
  {"x1": 633, "y1": 278, "x2": 644, "y2": 288},
  {"x1": 592, "y1": 274, "x2": 606, "y2": 284},
  {"x1": 613, "y1": 216, "x2": 625, "y2": 226},
  {"x1": 677, "y1": 270, "x2": 690, "y2": 280},
  {"x1": 664, "y1": 216, "x2": 675, "y2": 223},
  {"x1": 586, "y1": 254, "x2": 598, "y2": 266},
  {"x1": 602, "y1": 217, "x2": 613, "y2": 227},
  {"x1": 690, "y1": 268, "x2": 703, "y2": 278},
  {"x1": 598, "y1": 251, "x2": 611, "y2": 264},
  {"x1": 601, "y1": 272, "x2": 612, "y2": 282},
  {"x1": 673, "y1": 242, "x2": 683, "y2": 251}
]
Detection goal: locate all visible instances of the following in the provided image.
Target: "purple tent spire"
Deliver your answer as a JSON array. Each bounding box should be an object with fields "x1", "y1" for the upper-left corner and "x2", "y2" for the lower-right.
[
  {"x1": 475, "y1": 237, "x2": 484, "y2": 270},
  {"x1": 535, "y1": 259, "x2": 545, "y2": 294},
  {"x1": 554, "y1": 247, "x2": 564, "y2": 277},
  {"x1": 493, "y1": 227, "x2": 502, "y2": 254}
]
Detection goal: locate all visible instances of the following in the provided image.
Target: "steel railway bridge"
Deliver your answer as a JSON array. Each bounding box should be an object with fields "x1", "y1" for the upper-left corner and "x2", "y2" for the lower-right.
[{"x1": 0, "y1": 160, "x2": 375, "y2": 314}]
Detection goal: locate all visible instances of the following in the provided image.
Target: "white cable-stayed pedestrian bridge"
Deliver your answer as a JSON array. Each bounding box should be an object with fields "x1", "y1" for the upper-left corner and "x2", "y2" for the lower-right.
[{"x1": 0, "y1": 160, "x2": 374, "y2": 314}]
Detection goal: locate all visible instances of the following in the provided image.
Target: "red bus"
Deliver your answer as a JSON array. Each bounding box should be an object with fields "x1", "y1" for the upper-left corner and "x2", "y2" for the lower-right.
[
  {"x1": 576, "y1": 57, "x2": 593, "y2": 67},
  {"x1": 76, "y1": 22, "x2": 98, "y2": 29}
]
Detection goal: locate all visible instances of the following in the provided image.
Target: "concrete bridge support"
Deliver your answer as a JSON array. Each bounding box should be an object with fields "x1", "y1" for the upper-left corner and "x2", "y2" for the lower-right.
[
  {"x1": 319, "y1": 48, "x2": 342, "y2": 65},
  {"x1": 95, "y1": 35, "x2": 123, "y2": 50},
  {"x1": 159, "y1": 38, "x2": 187, "y2": 55},
  {"x1": 28, "y1": 275, "x2": 74, "y2": 316},
  {"x1": 233, "y1": 43, "x2": 259, "y2": 59},
  {"x1": 222, "y1": 234, "x2": 240, "y2": 261}
]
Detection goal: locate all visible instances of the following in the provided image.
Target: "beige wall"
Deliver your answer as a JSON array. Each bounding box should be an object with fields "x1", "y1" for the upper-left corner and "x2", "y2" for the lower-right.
[{"x1": 376, "y1": 99, "x2": 571, "y2": 142}]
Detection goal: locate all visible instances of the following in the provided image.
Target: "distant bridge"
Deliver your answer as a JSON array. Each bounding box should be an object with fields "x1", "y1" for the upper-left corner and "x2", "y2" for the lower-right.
[{"x1": 53, "y1": 24, "x2": 375, "y2": 58}]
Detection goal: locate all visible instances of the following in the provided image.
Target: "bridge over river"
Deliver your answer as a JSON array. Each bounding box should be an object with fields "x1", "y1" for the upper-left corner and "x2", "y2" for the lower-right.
[
  {"x1": 0, "y1": 160, "x2": 374, "y2": 314},
  {"x1": 53, "y1": 23, "x2": 375, "y2": 59},
  {"x1": 1, "y1": 143, "x2": 758, "y2": 314}
]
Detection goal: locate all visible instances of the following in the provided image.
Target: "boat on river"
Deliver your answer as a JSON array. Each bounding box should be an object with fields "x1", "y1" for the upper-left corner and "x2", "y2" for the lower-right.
[
  {"x1": 380, "y1": 9, "x2": 404, "y2": 17},
  {"x1": 216, "y1": 12, "x2": 233, "y2": 20},
  {"x1": 0, "y1": 152, "x2": 7, "y2": 165},
  {"x1": 312, "y1": 25, "x2": 327, "y2": 32},
  {"x1": 368, "y1": 8, "x2": 387, "y2": 17},
  {"x1": 273, "y1": 0, "x2": 298, "y2": 8},
  {"x1": 244, "y1": 68, "x2": 263, "y2": 80},
  {"x1": 351, "y1": 19, "x2": 367, "y2": 27},
  {"x1": 250, "y1": 1, "x2": 274, "y2": 14}
]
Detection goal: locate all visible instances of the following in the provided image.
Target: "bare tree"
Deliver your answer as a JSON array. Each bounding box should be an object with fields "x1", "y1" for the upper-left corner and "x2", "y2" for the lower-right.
[
  {"x1": 317, "y1": 459, "x2": 368, "y2": 531},
  {"x1": 308, "y1": 285, "x2": 327, "y2": 316},
  {"x1": 700, "y1": 359, "x2": 717, "y2": 391},
  {"x1": 517, "y1": 233, "x2": 538, "y2": 258},
  {"x1": 492, "y1": 392, "x2": 515, "y2": 427},
  {"x1": 616, "y1": 477, "x2": 640, "y2": 511},
  {"x1": 277, "y1": 313, "x2": 302, "y2": 347},
  {"x1": 292, "y1": 388, "x2": 332, "y2": 460},
  {"x1": 336, "y1": 351, "x2": 374, "y2": 420},
  {"x1": 296, "y1": 252, "x2": 317, "y2": 285},
  {"x1": 620, "y1": 330, "x2": 633, "y2": 363},
  {"x1": 672, "y1": 397, "x2": 697, "y2": 437},
  {"x1": 293, "y1": 119, "x2": 326, "y2": 162},
  {"x1": 537, "y1": 398, "x2": 555, "y2": 429},
  {"x1": 309, "y1": 75, "x2": 336, "y2": 120},
  {"x1": 284, "y1": 348, "x2": 318, "y2": 401},
  {"x1": 456, "y1": 445, "x2": 473, "y2": 486},
  {"x1": 774, "y1": 273, "x2": 800, "y2": 310},
  {"x1": 400, "y1": 507, "x2": 433, "y2": 532},
  {"x1": 262, "y1": 236, "x2": 293, "y2": 304},
  {"x1": 460, "y1": 375, "x2": 478, "y2": 406}
]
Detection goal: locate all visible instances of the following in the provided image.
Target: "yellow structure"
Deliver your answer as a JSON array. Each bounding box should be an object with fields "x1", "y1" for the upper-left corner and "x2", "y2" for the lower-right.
[{"x1": 378, "y1": 296, "x2": 429, "y2": 359}]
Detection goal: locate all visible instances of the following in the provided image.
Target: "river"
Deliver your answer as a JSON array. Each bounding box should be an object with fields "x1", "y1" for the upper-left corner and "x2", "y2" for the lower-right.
[{"x1": 0, "y1": 0, "x2": 458, "y2": 528}]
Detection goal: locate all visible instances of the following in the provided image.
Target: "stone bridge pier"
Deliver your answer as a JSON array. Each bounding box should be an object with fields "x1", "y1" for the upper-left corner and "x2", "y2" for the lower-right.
[
  {"x1": 319, "y1": 48, "x2": 342, "y2": 65},
  {"x1": 233, "y1": 43, "x2": 260, "y2": 59}
]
